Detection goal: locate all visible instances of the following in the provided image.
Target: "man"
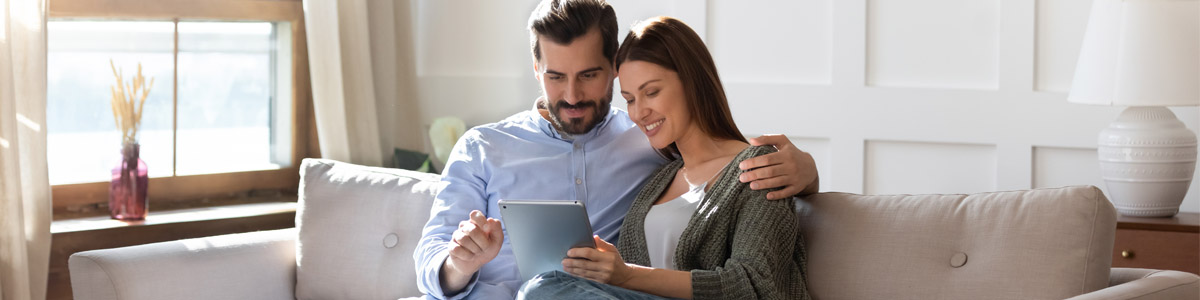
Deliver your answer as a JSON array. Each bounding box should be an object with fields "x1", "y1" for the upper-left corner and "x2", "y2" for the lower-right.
[{"x1": 414, "y1": 1, "x2": 819, "y2": 299}]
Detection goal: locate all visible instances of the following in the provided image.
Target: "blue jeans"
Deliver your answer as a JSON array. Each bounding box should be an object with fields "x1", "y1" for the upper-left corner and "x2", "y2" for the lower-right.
[{"x1": 516, "y1": 271, "x2": 674, "y2": 300}]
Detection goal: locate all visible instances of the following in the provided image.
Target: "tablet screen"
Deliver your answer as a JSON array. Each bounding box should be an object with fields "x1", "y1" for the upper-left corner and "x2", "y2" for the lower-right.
[{"x1": 498, "y1": 199, "x2": 596, "y2": 282}]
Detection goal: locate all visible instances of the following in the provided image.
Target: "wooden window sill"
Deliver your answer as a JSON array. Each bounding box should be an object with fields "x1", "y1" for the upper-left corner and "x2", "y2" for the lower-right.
[{"x1": 51, "y1": 200, "x2": 298, "y2": 234}]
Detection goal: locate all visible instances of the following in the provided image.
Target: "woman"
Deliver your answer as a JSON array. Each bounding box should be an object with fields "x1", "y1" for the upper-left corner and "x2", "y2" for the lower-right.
[{"x1": 518, "y1": 16, "x2": 809, "y2": 300}]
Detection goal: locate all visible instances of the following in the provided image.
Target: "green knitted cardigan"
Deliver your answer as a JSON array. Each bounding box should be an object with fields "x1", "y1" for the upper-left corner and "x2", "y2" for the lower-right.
[{"x1": 617, "y1": 145, "x2": 810, "y2": 300}]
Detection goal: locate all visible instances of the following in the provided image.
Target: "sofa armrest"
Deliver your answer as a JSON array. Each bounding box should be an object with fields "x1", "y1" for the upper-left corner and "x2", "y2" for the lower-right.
[
  {"x1": 69, "y1": 228, "x2": 298, "y2": 300},
  {"x1": 1067, "y1": 268, "x2": 1200, "y2": 300}
]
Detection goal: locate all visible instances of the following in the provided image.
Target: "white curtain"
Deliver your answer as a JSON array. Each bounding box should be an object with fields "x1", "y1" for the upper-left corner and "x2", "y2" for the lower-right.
[
  {"x1": 303, "y1": 0, "x2": 386, "y2": 166},
  {"x1": 0, "y1": 0, "x2": 50, "y2": 299}
]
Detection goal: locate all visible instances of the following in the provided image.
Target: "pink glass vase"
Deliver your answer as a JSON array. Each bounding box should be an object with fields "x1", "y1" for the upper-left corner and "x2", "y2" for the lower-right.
[{"x1": 110, "y1": 143, "x2": 148, "y2": 220}]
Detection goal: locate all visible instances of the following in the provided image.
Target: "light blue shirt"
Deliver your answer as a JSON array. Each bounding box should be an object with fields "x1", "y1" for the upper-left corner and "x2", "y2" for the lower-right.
[{"x1": 414, "y1": 106, "x2": 666, "y2": 300}]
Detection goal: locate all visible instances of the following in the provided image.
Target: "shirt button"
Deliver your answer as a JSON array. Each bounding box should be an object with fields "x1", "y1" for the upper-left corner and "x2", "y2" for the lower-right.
[
  {"x1": 575, "y1": 178, "x2": 582, "y2": 185},
  {"x1": 574, "y1": 144, "x2": 582, "y2": 150}
]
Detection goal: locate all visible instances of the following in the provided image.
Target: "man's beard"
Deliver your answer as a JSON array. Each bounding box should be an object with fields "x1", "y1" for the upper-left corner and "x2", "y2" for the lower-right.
[{"x1": 546, "y1": 92, "x2": 612, "y2": 135}]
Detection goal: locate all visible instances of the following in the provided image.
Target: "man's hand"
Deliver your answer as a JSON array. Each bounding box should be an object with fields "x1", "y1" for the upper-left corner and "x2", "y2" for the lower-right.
[
  {"x1": 739, "y1": 134, "x2": 820, "y2": 200},
  {"x1": 562, "y1": 236, "x2": 633, "y2": 286},
  {"x1": 440, "y1": 210, "x2": 503, "y2": 294}
]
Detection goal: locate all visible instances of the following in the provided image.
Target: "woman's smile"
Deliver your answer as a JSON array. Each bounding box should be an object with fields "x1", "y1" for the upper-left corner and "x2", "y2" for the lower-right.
[{"x1": 643, "y1": 119, "x2": 664, "y2": 136}]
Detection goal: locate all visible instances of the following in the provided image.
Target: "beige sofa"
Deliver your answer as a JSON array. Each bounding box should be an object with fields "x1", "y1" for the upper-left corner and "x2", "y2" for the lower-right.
[{"x1": 69, "y1": 159, "x2": 1200, "y2": 299}]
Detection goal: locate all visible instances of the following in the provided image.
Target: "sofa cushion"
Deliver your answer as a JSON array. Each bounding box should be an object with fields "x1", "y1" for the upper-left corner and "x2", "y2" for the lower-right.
[
  {"x1": 295, "y1": 158, "x2": 444, "y2": 299},
  {"x1": 799, "y1": 185, "x2": 1116, "y2": 299}
]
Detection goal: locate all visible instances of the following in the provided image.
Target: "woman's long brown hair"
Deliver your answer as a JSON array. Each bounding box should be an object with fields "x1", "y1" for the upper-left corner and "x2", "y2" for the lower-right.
[{"x1": 615, "y1": 16, "x2": 746, "y2": 160}]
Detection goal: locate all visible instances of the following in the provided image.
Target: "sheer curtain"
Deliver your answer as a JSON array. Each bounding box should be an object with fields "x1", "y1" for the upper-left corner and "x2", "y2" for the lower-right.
[
  {"x1": 303, "y1": 0, "x2": 386, "y2": 167},
  {"x1": 0, "y1": 0, "x2": 50, "y2": 299}
]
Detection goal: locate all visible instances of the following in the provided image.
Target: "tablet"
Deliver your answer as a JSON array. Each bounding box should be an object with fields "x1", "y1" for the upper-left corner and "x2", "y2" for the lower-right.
[{"x1": 498, "y1": 199, "x2": 596, "y2": 282}]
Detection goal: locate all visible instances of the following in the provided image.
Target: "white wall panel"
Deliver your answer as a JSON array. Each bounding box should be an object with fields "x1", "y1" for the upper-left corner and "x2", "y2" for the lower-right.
[
  {"x1": 865, "y1": 141, "x2": 996, "y2": 195},
  {"x1": 1035, "y1": 0, "x2": 1093, "y2": 93},
  {"x1": 400, "y1": 0, "x2": 1200, "y2": 213},
  {"x1": 708, "y1": 0, "x2": 832, "y2": 85},
  {"x1": 866, "y1": 0, "x2": 1000, "y2": 89},
  {"x1": 609, "y1": 0, "x2": 707, "y2": 40},
  {"x1": 789, "y1": 137, "x2": 832, "y2": 192},
  {"x1": 415, "y1": 77, "x2": 536, "y2": 129},
  {"x1": 410, "y1": 0, "x2": 542, "y2": 134},
  {"x1": 414, "y1": 0, "x2": 537, "y2": 77},
  {"x1": 1032, "y1": 147, "x2": 1103, "y2": 189}
]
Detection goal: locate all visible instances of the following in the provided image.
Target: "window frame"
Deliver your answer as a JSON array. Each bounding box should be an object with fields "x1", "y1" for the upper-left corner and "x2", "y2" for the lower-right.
[{"x1": 48, "y1": 0, "x2": 317, "y2": 219}]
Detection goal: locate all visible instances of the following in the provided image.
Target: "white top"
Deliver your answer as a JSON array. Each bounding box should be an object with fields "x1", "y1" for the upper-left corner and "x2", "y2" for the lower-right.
[{"x1": 644, "y1": 182, "x2": 706, "y2": 270}]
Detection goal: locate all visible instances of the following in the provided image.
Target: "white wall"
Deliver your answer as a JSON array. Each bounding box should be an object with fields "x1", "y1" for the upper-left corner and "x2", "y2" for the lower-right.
[{"x1": 389, "y1": 0, "x2": 1200, "y2": 213}]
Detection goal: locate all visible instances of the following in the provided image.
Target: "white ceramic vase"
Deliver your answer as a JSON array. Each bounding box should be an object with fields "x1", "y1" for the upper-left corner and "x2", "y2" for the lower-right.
[{"x1": 1098, "y1": 107, "x2": 1197, "y2": 217}]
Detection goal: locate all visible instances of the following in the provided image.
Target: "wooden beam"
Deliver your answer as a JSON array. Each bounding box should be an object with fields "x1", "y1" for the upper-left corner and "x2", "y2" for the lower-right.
[{"x1": 50, "y1": 0, "x2": 302, "y2": 22}]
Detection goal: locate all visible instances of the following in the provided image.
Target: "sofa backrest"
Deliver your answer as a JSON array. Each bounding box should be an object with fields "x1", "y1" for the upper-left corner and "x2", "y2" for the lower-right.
[
  {"x1": 295, "y1": 158, "x2": 443, "y2": 299},
  {"x1": 798, "y1": 186, "x2": 1116, "y2": 299},
  {"x1": 296, "y1": 159, "x2": 1117, "y2": 299}
]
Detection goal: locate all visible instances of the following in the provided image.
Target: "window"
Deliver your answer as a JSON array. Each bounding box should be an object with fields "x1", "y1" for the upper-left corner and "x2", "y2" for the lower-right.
[
  {"x1": 48, "y1": 20, "x2": 292, "y2": 183},
  {"x1": 48, "y1": 21, "x2": 177, "y2": 183},
  {"x1": 48, "y1": 0, "x2": 312, "y2": 218}
]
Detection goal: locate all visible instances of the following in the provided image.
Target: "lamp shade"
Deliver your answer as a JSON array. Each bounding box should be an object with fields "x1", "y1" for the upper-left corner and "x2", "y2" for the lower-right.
[{"x1": 1068, "y1": 0, "x2": 1199, "y2": 106}]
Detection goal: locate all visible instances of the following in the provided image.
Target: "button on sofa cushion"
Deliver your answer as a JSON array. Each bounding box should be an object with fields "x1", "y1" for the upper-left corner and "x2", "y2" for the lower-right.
[
  {"x1": 798, "y1": 186, "x2": 1116, "y2": 299},
  {"x1": 295, "y1": 158, "x2": 444, "y2": 299}
]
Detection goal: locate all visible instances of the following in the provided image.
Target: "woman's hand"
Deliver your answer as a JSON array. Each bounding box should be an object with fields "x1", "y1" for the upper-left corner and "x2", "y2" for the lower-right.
[{"x1": 562, "y1": 235, "x2": 634, "y2": 286}]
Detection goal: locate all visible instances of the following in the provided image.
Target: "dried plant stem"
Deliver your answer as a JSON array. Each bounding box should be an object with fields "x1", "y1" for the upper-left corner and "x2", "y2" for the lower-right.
[{"x1": 109, "y1": 59, "x2": 153, "y2": 145}]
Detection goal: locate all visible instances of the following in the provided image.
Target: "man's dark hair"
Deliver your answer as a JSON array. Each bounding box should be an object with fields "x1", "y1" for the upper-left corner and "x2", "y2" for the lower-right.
[{"x1": 528, "y1": 0, "x2": 618, "y2": 65}]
